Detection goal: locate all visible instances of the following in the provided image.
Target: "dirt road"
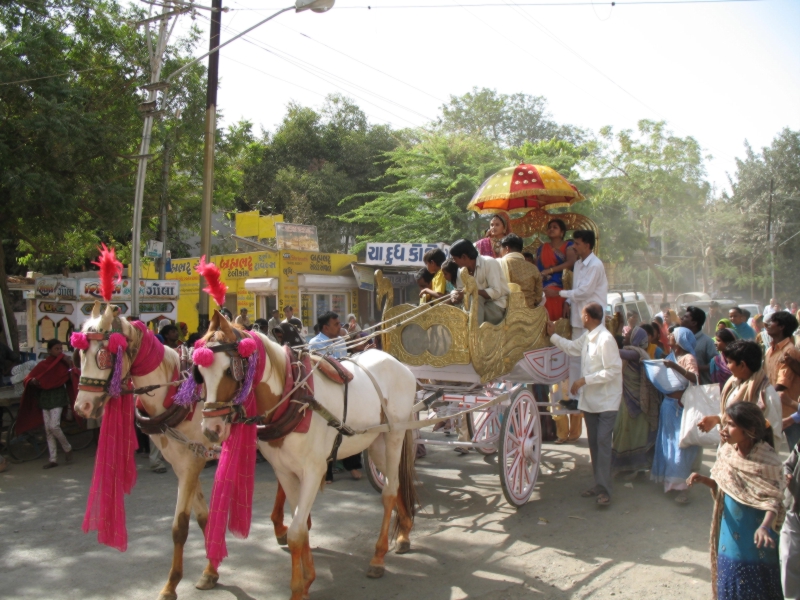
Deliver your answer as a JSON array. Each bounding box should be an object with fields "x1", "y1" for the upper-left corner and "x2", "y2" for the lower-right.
[{"x1": 0, "y1": 436, "x2": 716, "y2": 600}]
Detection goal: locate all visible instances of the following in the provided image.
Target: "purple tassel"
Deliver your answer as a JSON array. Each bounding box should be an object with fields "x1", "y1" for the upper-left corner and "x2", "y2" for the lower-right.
[
  {"x1": 174, "y1": 377, "x2": 201, "y2": 406},
  {"x1": 108, "y1": 346, "x2": 124, "y2": 397},
  {"x1": 232, "y1": 353, "x2": 257, "y2": 406}
]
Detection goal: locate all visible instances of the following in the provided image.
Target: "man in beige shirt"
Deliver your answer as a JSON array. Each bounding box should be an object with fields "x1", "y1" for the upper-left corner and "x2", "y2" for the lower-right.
[{"x1": 498, "y1": 233, "x2": 542, "y2": 309}]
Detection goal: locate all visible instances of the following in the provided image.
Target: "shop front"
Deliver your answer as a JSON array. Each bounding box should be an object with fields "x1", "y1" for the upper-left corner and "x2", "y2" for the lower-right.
[{"x1": 143, "y1": 249, "x2": 357, "y2": 334}]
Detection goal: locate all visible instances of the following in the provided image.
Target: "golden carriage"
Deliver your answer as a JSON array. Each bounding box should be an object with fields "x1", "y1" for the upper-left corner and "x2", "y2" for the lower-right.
[{"x1": 370, "y1": 208, "x2": 600, "y2": 507}]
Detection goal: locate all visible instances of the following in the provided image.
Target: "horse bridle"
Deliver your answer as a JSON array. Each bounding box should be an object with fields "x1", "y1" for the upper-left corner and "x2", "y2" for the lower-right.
[
  {"x1": 77, "y1": 330, "x2": 126, "y2": 396},
  {"x1": 199, "y1": 331, "x2": 254, "y2": 425}
]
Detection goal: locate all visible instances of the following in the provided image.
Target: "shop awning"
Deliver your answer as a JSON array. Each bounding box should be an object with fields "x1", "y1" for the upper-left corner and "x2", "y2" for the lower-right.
[
  {"x1": 244, "y1": 278, "x2": 279, "y2": 293},
  {"x1": 298, "y1": 274, "x2": 356, "y2": 290}
]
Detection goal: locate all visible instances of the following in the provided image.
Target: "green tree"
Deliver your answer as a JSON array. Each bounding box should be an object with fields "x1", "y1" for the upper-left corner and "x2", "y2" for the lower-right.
[
  {"x1": 339, "y1": 132, "x2": 507, "y2": 251},
  {"x1": 588, "y1": 120, "x2": 710, "y2": 298},
  {"x1": 717, "y1": 128, "x2": 800, "y2": 301},
  {"x1": 438, "y1": 87, "x2": 584, "y2": 147},
  {"x1": 241, "y1": 94, "x2": 399, "y2": 252}
]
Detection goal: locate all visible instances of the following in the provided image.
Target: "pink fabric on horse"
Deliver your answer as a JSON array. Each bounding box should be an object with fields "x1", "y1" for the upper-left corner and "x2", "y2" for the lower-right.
[
  {"x1": 205, "y1": 332, "x2": 267, "y2": 569},
  {"x1": 82, "y1": 322, "x2": 165, "y2": 551}
]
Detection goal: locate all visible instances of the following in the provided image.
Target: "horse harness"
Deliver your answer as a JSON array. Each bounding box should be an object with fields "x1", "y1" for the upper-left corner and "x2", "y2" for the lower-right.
[{"x1": 200, "y1": 342, "x2": 386, "y2": 469}]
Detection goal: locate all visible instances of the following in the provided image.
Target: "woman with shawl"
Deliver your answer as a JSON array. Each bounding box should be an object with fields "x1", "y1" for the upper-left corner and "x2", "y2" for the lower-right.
[
  {"x1": 687, "y1": 402, "x2": 784, "y2": 600},
  {"x1": 475, "y1": 212, "x2": 511, "y2": 258},
  {"x1": 651, "y1": 327, "x2": 700, "y2": 504},
  {"x1": 612, "y1": 326, "x2": 661, "y2": 475},
  {"x1": 535, "y1": 218, "x2": 576, "y2": 321},
  {"x1": 717, "y1": 318, "x2": 739, "y2": 337},
  {"x1": 709, "y1": 328, "x2": 735, "y2": 391},
  {"x1": 697, "y1": 340, "x2": 782, "y2": 441}
]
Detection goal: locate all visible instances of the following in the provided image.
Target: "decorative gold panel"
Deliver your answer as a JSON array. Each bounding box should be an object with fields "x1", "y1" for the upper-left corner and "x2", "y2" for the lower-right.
[
  {"x1": 375, "y1": 270, "x2": 394, "y2": 314},
  {"x1": 382, "y1": 303, "x2": 471, "y2": 367},
  {"x1": 379, "y1": 269, "x2": 574, "y2": 382}
]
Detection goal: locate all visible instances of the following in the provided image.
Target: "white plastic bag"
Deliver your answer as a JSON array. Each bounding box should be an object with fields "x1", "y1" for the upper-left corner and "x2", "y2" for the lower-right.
[
  {"x1": 764, "y1": 386, "x2": 784, "y2": 451},
  {"x1": 644, "y1": 354, "x2": 689, "y2": 396},
  {"x1": 679, "y1": 384, "x2": 721, "y2": 448}
]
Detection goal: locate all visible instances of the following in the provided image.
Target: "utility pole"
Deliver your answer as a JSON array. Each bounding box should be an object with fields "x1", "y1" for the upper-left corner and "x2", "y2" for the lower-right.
[
  {"x1": 157, "y1": 136, "x2": 172, "y2": 278},
  {"x1": 767, "y1": 178, "x2": 775, "y2": 300},
  {"x1": 130, "y1": 2, "x2": 181, "y2": 318},
  {"x1": 197, "y1": 0, "x2": 223, "y2": 333}
]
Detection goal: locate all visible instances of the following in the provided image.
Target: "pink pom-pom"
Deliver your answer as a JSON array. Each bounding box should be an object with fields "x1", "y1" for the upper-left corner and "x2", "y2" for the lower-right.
[
  {"x1": 70, "y1": 332, "x2": 89, "y2": 350},
  {"x1": 107, "y1": 333, "x2": 128, "y2": 354},
  {"x1": 237, "y1": 337, "x2": 257, "y2": 358},
  {"x1": 193, "y1": 347, "x2": 215, "y2": 368},
  {"x1": 194, "y1": 339, "x2": 207, "y2": 350}
]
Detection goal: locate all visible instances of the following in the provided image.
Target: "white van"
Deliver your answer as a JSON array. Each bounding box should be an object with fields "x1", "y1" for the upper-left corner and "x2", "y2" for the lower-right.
[{"x1": 607, "y1": 291, "x2": 653, "y2": 324}]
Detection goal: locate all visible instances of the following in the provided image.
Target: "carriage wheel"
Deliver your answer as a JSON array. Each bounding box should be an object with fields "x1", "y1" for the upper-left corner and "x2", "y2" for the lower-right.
[
  {"x1": 8, "y1": 419, "x2": 47, "y2": 463},
  {"x1": 363, "y1": 449, "x2": 386, "y2": 493},
  {"x1": 61, "y1": 416, "x2": 94, "y2": 451},
  {"x1": 470, "y1": 406, "x2": 501, "y2": 455},
  {"x1": 499, "y1": 388, "x2": 541, "y2": 508}
]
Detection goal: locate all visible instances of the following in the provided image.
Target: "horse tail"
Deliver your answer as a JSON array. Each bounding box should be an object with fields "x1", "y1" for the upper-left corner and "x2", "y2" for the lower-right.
[{"x1": 392, "y1": 428, "x2": 419, "y2": 540}]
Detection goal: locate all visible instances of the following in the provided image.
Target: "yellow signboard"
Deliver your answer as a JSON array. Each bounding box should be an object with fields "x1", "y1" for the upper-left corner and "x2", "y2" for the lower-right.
[
  {"x1": 234, "y1": 211, "x2": 284, "y2": 240},
  {"x1": 142, "y1": 248, "x2": 354, "y2": 334}
]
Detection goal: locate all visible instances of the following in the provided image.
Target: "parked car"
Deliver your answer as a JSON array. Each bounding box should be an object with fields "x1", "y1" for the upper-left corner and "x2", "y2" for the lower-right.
[
  {"x1": 738, "y1": 303, "x2": 762, "y2": 319},
  {"x1": 607, "y1": 291, "x2": 653, "y2": 326}
]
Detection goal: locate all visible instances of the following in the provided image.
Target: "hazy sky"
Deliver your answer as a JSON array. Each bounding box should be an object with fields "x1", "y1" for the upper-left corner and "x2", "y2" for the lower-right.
[{"x1": 168, "y1": 0, "x2": 800, "y2": 193}]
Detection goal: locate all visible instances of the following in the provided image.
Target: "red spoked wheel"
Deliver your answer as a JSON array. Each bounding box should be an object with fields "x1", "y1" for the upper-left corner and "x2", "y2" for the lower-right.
[
  {"x1": 470, "y1": 405, "x2": 501, "y2": 455},
  {"x1": 363, "y1": 449, "x2": 386, "y2": 493},
  {"x1": 499, "y1": 388, "x2": 541, "y2": 508}
]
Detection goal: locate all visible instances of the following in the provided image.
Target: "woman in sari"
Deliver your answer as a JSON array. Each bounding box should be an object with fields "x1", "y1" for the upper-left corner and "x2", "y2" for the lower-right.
[
  {"x1": 475, "y1": 211, "x2": 511, "y2": 258},
  {"x1": 709, "y1": 328, "x2": 735, "y2": 391},
  {"x1": 536, "y1": 218, "x2": 577, "y2": 321},
  {"x1": 653, "y1": 316, "x2": 671, "y2": 355},
  {"x1": 612, "y1": 326, "x2": 661, "y2": 475},
  {"x1": 688, "y1": 402, "x2": 784, "y2": 600},
  {"x1": 642, "y1": 324, "x2": 664, "y2": 359},
  {"x1": 651, "y1": 327, "x2": 700, "y2": 503}
]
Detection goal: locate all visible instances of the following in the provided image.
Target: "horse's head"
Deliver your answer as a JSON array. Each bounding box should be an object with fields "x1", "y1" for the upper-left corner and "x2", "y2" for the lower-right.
[
  {"x1": 73, "y1": 301, "x2": 137, "y2": 419},
  {"x1": 199, "y1": 311, "x2": 254, "y2": 444}
]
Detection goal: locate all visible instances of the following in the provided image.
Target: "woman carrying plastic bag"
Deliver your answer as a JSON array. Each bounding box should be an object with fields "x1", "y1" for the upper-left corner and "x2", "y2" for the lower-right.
[{"x1": 697, "y1": 340, "x2": 783, "y2": 449}]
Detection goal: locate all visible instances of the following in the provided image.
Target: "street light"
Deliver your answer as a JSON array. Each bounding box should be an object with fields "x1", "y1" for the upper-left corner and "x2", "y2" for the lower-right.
[{"x1": 190, "y1": 0, "x2": 335, "y2": 332}]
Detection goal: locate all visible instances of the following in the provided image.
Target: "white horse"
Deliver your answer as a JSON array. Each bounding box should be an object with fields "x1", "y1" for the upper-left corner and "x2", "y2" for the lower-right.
[
  {"x1": 74, "y1": 303, "x2": 221, "y2": 600},
  {"x1": 199, "y1": 311, "x2": 419, "y2": 600}
]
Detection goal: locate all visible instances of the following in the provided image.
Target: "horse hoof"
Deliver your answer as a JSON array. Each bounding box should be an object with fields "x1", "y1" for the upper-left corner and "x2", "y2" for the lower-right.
[
  {"x1": 276, "y1": 534, "x2": 288, "y2": 546},
  {"x1": 366, "y1": 565, "x2": 385, "y2": 579},
  {"x1": 395, "y1": 540, "x2": 411, "y2": 554},
  {"x1": 157, "y1": 593, "x2": 177, "y2": 600},
  {"x1": 195, "y1": 573, "x2": 219, "y2": 590}
]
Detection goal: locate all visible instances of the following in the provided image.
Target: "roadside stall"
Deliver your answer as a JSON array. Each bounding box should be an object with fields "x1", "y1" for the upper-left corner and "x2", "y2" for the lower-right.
[{"x1": 34, "y1": 277, "x2": 79, "y2": 347}]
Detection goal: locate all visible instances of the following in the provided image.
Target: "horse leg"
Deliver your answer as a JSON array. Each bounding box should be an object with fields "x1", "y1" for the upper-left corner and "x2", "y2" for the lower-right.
[
  {"x1": 272, "y1": 483, "x2": 289, "y2": 546},
  {"x1": 367, "y1": 431, "x2": 403, "y2": 579},
  {"x1": 394, "y1": 430, "x2": 417, "y2": 555},
  {"x1": 285, "y1": 468, "x2": 323, "y2": 600},
  {"x1": 157, "y1": 454, "x2": 202, "y2": 600},
  {"x1": 192, "y1": 482, "x2": 219, "y2": 591}
]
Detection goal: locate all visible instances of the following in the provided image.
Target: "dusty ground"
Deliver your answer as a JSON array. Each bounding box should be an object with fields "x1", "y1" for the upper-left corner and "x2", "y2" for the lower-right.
[{"x1": 1, "y1": 432, "x2": 718, "y2": 600}]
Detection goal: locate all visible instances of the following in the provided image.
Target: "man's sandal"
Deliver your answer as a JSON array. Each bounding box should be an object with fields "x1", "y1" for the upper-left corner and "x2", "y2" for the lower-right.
[
  {"x1": 580, "y1": 487, "x2": 600, "y2": 498},
  {"x1": 596, "y1": 493, "x2": 611, "y2": 506}
]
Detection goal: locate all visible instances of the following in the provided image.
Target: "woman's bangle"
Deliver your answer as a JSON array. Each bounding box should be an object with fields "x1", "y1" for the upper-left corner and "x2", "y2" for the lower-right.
[{"x1": 759, "y1": 525, "x2": 771, "y2": 531}]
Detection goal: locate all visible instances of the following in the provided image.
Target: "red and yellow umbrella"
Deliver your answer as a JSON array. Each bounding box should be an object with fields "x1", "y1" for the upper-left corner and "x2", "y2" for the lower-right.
[{"x1": 467, "y1": 164, "x2": 584, "y2": 215}]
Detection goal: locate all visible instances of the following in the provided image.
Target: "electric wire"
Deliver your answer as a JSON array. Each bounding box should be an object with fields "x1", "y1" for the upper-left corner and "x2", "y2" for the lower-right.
[
  {"x1": 202, "y1": 14, "x2": 433, "y2": 126},
  {"x1": 231, "y1": 0, "x2": 766, "y2": 9}
]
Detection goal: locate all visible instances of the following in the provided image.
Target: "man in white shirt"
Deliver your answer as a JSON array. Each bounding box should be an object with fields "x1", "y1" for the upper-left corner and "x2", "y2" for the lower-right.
[
  {"x1": 764, "y1": 298, "x2": 780, "y2": 318},
  {"x1": 234, "y1": 308, "x2": 251, "y2": 328},
  {"x1": 450, "y1": 239, "x2": 510, "y2": 325},
  {"x1": 544, "y1": 230, "x2": 608, "y2": 405},
  {"x1": 267, "y1": 309, "x2": 282, "y2": 342},
  {"x1": 547, "y1": 302, "x2": 622, "y2": 506},
  {"x1": 308, "y1": 311, "x2": 347, "y2": 359}
]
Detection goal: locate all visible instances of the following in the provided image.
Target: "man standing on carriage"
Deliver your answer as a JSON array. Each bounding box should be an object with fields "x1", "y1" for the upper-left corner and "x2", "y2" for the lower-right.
[{"x1": 544, "y1": 229, "x2": 608, "y2": 431}]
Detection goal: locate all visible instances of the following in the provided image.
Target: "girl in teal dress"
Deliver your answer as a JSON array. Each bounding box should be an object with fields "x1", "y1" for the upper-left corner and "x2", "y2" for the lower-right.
[{"x1": 688, "y1": 402, "x2": 784, "y2": 600}]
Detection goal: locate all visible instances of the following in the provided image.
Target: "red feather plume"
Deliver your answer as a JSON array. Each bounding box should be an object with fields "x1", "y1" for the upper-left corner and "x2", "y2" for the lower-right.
[
  {"x1": 91, "y1": 244, "x2": 123, "y2": 302},
  {"x1": 195, "y1": 255, "x2": 228, "y2": 307}
]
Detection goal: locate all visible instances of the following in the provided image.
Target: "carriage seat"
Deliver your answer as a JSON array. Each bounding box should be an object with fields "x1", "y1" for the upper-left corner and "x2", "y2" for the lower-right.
[{"x1": 308, "y1": 354, "x2": 354, "y2": 385}]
